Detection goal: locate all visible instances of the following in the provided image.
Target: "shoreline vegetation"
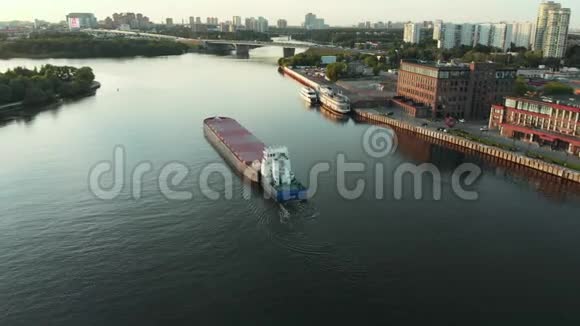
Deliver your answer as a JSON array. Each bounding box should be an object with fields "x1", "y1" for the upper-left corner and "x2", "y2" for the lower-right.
[
  {"x1": 0, "y1": 32, "x2": 190, "y2": 59},
  {"x1": 0, "y1": 64, "x2": 99, "y2": 109}
]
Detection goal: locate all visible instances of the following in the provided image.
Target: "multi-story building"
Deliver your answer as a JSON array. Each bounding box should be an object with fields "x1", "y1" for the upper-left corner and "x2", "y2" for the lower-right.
[
  {"x1": 534, "y1": 1, "x2": 563, "y2": 51},
  {"x1": 66, "y1": 13, "x2": 97, "y2": 30},
  {"x1": 543, "y1": 8, "x2": 571, "y2": 58},
  {"x1": 512, "y1": 22, "x2": 536, "y2": 49},
  {"x1": 475, "y1": 23, "x2": 493, "y2": 46},
  {"x1": 166, "y1": 18, "x2": 174, "y2": 26},
  {"x1": 396, "y1": 60, "x2": 516, "y2": 119},
  {"x1": 257, "y1": 17, "x2": 269, "y2": 33},
  {"x1": 490, "y1": 23, "x2": 513, "y2": 51},
  {"x1": 304, "y1": 13, "x2": 327, "y2": 30},
  {"x1": 245, "y1": 17, "x2": 258, "y2": 31},
  {"x1": 438, "y1": 23, "x2": 460, "y2": 49},
  {"x1": 277, "y1": 19, "x2": 288, "y2": 29},
  {"x1": 206, "y1": 17, "x2": 218, "y2": 25},
  {"x1": 433, "y1": 20, "x2": 444, "y2": 41},
  {"x1": 233, "y1": 16, "x2": 242, "y2": 27},
  {"x1": 489, "y1": 96, "x2": 580, "y2": 155},
  {"x1": 403, "y1": 23, "x2": 422, "y2": 44},
  {"x1": 460, "y1": 23, "x2": 475, "y2": 47},
  {"x1": 469, "y1": 62, "x2": 517, "y2": 118}
]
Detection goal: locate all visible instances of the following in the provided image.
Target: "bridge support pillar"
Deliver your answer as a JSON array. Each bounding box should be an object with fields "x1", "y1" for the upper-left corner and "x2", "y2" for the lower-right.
[
  {"x1": 283, "y1": 47, "x2": 296, "y2": 58},
  {"x1": 235, "y1": 44, "x2": 251, "y2": 57}
]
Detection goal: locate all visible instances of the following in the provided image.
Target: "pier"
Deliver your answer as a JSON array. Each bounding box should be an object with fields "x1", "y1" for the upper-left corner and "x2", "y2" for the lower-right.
[{"x1": 281, "y1": 66, "x2": 580, "y2": 184}]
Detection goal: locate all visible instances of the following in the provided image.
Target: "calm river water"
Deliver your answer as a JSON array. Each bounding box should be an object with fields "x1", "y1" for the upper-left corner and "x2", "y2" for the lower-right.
[{"x1": 1, "y1": 48, "x2": 580, "y2": 325}]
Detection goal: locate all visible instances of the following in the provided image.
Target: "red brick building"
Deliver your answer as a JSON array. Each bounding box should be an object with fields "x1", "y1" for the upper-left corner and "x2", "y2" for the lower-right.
[
  {"x1": 489, "y1": 96, "x2": 580, "y2": 155},
  {"x1": 396, "y1": 60, "x2": 516, "y2": 119}
]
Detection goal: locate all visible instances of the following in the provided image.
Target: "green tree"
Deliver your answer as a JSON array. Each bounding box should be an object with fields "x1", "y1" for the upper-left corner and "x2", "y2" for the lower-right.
[
  {"x1": 8, "y1": 78, "x2": 27, "y2": 102},
  {"x1": 363, "y1": 55, "x2": 378, "y2": 68},
  {"x1": 326, "y1": 62, "x2": 347, "y2": 82},
  {"x1": 0, "y1": 84, "x2": 12, "y2": 104},
  {"x1": 543, "y1": 82, "x2": 573, "y2": 95},
  {"x1": 515, "y1": 77, "x2": 532, "y2": 96},
  {"x1": 23, "y1": 86, "x2": 49, "y2": 105}
]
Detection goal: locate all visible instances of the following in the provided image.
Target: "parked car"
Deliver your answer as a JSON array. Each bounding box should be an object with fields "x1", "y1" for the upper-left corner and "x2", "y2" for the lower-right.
[
  {"x1": 443, "y1": 129, "x2": 449, "y2": 133},
  {"x1": 437, "y1": 127, "x2": 445, "y2": 131},
  {"x1": 459, "y1": 119, "x2": 466, "y2": 123},
  {"x1": 386, "y1": 112, "x2": 394, "y2": 116},
  {"x1": 480, "y1": 126, "x2": 489, "y2": 132},
  {"x1": 421, "y1": 123, "x2": 428, "y2": 127}
]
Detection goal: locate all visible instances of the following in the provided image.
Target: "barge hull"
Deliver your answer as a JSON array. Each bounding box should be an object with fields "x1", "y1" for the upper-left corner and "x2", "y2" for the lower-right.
[{"x1": 203, "y1": 118, "x2": 261, "y2": 183}]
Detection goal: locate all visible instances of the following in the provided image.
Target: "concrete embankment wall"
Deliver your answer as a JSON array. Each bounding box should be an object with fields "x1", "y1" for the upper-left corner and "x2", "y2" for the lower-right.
[
  {"x1": 355, "y1": 109, "x2": 580, "y2": 184},
  {"x1": 281, "y1": 67, "x2": 320, "y2": 89}
]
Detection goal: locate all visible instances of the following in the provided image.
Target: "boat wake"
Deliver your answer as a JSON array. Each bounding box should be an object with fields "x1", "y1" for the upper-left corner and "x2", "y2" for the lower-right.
[{"x1": 247, "y1": 200, "x2": 368, "y2": 284}]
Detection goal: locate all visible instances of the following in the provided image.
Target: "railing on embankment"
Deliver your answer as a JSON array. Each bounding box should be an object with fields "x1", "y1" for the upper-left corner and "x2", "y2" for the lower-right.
[{"x1": 355, "y1": 109, "x2": 580, "y2": 184}]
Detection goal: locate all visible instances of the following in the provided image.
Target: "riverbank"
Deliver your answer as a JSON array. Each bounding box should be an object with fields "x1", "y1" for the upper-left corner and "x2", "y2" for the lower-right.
[
  {"x1": 0, "y1": 33, "x2": 190, "y2": 59},
  {"x1": 356, "y1": 108, "x2": 580, "y2": 183},
  {"x1": 281, "y1": 66, "x2": 580, "y2": 183},
  {"x1": 0, "y1": 81, "x2": 101, "y2": 113}
]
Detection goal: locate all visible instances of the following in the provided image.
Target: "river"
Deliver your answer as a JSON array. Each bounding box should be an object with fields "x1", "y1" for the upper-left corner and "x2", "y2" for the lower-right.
[{"x1": 1, "y1": 48, "x2": 580, "y2": 325}]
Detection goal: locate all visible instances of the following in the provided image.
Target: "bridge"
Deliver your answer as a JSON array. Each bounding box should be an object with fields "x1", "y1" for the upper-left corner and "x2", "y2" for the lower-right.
[{"x1": 83, "y1": 29, "x2": 311, "y2": 57}]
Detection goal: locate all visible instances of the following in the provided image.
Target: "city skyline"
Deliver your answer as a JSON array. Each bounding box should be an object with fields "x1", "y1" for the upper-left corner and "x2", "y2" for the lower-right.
[{"x1": 2, "y1": 0, "x2": 580, "y2": 28}]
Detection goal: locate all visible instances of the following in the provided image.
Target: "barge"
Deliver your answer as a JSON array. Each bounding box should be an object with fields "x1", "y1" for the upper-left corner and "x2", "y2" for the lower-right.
[{"x1": 204, "y1": 117, "x2": 308, "y2": 202}]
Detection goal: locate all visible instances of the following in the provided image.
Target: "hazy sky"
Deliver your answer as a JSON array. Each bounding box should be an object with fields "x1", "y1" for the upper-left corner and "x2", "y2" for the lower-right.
[{"x1": 3, "y1": 0, "x2": 579, "y2": 28}]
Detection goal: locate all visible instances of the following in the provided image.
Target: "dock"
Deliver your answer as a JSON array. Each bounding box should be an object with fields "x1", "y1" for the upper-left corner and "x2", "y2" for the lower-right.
[{"x1": 281, "y1": 66, "x2": 580, "y2": 184}]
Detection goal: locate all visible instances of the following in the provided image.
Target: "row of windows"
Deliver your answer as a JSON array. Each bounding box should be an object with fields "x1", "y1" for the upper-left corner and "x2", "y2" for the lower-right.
[
  {"x1": 398, "y1": 86, "x2": 435, "y2": 103},
  {"x1": 507, "y1": 112, "x2": 580, "y2": 136}
]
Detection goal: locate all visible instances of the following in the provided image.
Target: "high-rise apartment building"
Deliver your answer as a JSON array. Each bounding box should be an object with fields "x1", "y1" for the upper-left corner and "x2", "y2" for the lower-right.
[
  {"x1": 257, "y1": 17, "x2": 269, "y2": 33},
  {"x1": 277, "y1": 19, "x2": 288, "y2": 29},
  {"x1": 534, "y1": 1, "x2": 562, "y2": 51},
  {"x1": 512, "y1": 22, "x2": 536, "y2": 49},
  {"x1": 245, "y1": 17, "x2": 258, "y2": 31},
  {"x1": 460, "y1": 23, "x2": 475, "y2": 47},
  {"x1": 490, "y1": 23, "x2": 513, "y2": 51},
  {"x1": 438, "y1": 23, "x2": 460, "y2": 49},
  {"x1": 403, "y1": 23, "x2": 422, "y2": 44},
  {"x1": 475, "y1": 23, "x2": 493, "y2": 46},
  {"x1": 543, "y1": 8, "x2": 571, "y2": 58},
  {"x1": 304, "y1": 13, "x2": 327, "y2": 30},
  {"x1": 206, "y1": 17, "x2": 219, "y2": 25},
  {"x1": 433, "y1": 20, "x2": 444, "y2": 41}
]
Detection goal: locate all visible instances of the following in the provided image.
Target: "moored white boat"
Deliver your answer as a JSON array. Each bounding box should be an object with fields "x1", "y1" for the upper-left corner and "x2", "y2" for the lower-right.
[
  {"x1": 299, "y1": 87, "x2": 318, "y2": 105},
  {"x1": 318, "y1": 86, "x2": 351, "y2": 114}
]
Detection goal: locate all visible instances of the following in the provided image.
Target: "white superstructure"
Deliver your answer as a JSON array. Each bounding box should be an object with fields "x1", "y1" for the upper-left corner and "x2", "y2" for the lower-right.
[
  {"x1": 261, "y1": 146, "x2": 294, "y2": 186},
  {"x1": 299, "y1": 87, "x2": 318, "y2": 105},
  {"x1": 318, "y1": 86, "x2": 351, "y2": 114}
]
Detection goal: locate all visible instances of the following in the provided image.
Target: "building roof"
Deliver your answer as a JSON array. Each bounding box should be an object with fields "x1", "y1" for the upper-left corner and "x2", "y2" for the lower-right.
[
  {"x1": 505, "y1": 95, "x2": 580, "y2": 113},
  {"x1": 401, "y1": 59, "x2": 469, "y2": 71}
]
